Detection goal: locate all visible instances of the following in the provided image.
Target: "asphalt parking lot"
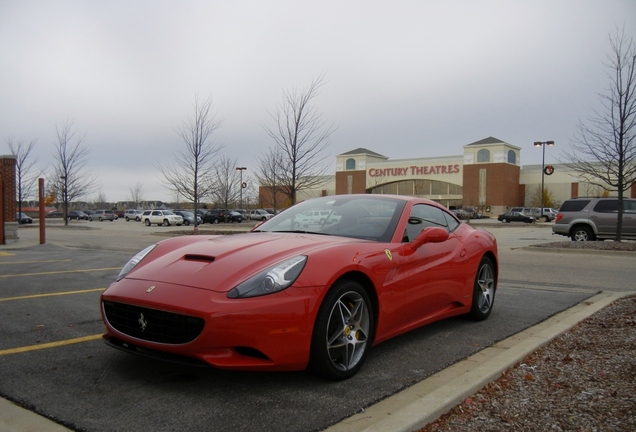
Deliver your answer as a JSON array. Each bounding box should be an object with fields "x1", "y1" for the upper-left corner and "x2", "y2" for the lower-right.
[{"x1": 1, "y1": 219, "x2": 634, "y2": 431}]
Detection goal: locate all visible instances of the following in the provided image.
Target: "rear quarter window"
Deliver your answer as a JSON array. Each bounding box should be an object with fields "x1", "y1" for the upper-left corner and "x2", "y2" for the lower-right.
[
  {"x1": 593, "y1": 200, "x2": 619, "y2": 213},
  {"x1": 559, "y1": 200, "x2": 591, "y2": 212}
]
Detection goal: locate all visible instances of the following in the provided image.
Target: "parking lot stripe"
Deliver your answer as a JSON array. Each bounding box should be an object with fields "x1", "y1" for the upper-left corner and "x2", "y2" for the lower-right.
[
  {"x1": 0, "y1": 334, "x2": 103, "y2": 356},
  {"x1": 0, "y1": 259, "x2": 73, "y2": 265},
  {"x1": 0, "y1": 267, "x2": 120, "y2": 278},
  {"x1": 0, "y1": 288, "x2": 105, "y2": 302}
]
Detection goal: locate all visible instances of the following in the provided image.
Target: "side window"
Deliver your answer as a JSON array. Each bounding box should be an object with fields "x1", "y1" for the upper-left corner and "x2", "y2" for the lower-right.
[
  {"x1": 507, "y1": 150, "x2": 516, "y2": 164},
  {"x1": 560, "y1": 200, "x2": 590, "y2": 212},
  {"x1": 404, "y1": 204, "x2": 449, "y2": 242},
  {"x1": 593, "y1": 200, "x2": 619, "y2": 213},
  {"x1": 152, "y1": 211, "x2": 161, "y2": 216},
  {"x1": 625, "y1": 200, "x2": 636, "y2": 213}
]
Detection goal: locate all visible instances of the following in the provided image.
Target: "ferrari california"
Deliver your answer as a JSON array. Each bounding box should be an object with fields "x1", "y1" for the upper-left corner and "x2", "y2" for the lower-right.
[{"x1": 100, "y1": 194, "x2": 498, "y2": 380}]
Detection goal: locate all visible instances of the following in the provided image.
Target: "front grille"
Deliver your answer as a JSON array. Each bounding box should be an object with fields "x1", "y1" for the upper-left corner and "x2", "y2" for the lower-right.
[{"x1": 103, "y1": 301, "x2": 205, "y2": 344}]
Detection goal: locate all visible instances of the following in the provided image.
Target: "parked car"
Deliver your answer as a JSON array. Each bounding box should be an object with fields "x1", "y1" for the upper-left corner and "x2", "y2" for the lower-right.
[
  {"x1": 113, "y1": 210, "x2": 124, "y2": 219},
  {"x1": 67, "y1": 210, "x2": 88, "y2": 220},
  {"x1": 45, "y1": 211, "x2": 64, "y2": 218},
  {"x1": 100, "y1": 194, "x2": 498, "y2": 380},
  {"x1": 124, "y1": 209, "x2": 144, "y2": 222},
  {"x1": 510, "y1": 207, "x2": 554, "y2": 222},
  {"x1": 295, "y1": 209, "x2": 340, "y2": 227},
  {"x1": 201, "y1": 209, "x2": 227, "y2": 224},
  {"x1": 249, "y1": 209, "x2": 273, "y2": 221},
  {"x1": 141, "y1": 210, "x2": 183, "y2": 226},
  {"x1": 16, "y1": 212, "x2": 33, "y2": 224},
  {"x1": 552, "y1": 197, "x2": 636, "y2": 241},
  {"x1": 173, "y1": 210, "x2": 201, "y2": 226},
  {"x1": 89, "y1": 210, "x2": 116, "y2": 221},
  {"x1": 228, "y1": 211, "x2": 243, "y2": 223},
  {"x1": 497, "y1": 211, "x2": 535, "y2": 223}
]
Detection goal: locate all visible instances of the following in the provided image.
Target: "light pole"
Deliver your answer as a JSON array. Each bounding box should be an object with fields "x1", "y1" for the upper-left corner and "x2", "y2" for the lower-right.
[
  {"x1": 235, "y1": 167, "x2": 247, "y2": 210},
  {"x1": 533, "y1": 140, "x2": 554, "y2": 220}
]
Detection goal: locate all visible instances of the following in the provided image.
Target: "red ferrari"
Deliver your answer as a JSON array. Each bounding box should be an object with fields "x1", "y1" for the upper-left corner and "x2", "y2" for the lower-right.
[{"x1": 100, "y1": 195, "x2": 498, "y2": 380}]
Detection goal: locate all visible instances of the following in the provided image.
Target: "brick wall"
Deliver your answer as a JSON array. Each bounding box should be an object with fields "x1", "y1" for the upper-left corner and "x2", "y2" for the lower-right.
[{"x1": 1, "y1": 156, "x2": 17, "y2": 222}]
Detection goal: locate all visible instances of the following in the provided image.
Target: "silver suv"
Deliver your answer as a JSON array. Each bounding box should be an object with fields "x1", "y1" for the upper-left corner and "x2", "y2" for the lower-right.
[{"x1": 552, "y1": 197, "x2": 636, "y2": 241}]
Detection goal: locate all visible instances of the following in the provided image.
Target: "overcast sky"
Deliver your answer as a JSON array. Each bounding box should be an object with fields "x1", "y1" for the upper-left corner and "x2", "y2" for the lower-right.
[{"x1": 1, "y1": 0, "x2": 635, "y2": 204}]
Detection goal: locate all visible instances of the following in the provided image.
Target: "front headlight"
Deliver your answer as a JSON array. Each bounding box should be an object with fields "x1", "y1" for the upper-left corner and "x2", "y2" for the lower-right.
[
  {"x1": 227, "y1": 256, "x2": 307, "y2": 298},
  {"x1": 116, "y1": 244, "x2": 156, "y2": 281}
]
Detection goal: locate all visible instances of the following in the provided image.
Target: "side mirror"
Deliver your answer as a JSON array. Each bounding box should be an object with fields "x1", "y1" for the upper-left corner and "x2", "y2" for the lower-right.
[{"x1": 404, "y1": 227, "x2": 449, "y2": 254}]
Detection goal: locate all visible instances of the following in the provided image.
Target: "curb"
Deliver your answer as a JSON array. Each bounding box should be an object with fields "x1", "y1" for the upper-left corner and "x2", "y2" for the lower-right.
[{"x1": 326, "y1": 291, "x2": 629, "y2": 432}]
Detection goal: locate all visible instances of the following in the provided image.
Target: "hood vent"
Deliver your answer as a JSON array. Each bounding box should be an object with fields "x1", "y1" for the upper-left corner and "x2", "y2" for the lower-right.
[{"x1": 183, "y1": 254, "x2": 215, "y2": 263}]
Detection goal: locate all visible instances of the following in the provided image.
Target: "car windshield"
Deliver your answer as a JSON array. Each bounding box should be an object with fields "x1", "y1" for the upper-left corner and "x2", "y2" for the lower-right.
[{"x1": 254, "y1": 195, "x2": 406, "y2": 242}]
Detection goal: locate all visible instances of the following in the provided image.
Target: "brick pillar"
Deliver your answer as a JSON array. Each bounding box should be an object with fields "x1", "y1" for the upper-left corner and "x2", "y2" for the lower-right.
[{"x1": 1, "y1": 155, "x2": 18, "y2": 243}]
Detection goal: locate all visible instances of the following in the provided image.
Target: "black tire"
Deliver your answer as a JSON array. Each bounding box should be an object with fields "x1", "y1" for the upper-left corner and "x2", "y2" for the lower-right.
[
  {"x1": 213, "y1": 218, "x2": 219, "y2": 224},
  {"x1": 125, "y1": 217, "x2": 130, "y2": 222},
  {"x1": 162, "y1": 219, "x2": 170, "y2": 226},
  {"x1": 184, "y1": 220, "x2": 190, "y2": 226},
  {"x1": 145, "y1": 219, "x2": 151, "y2": 227},
  {"x1": 468, "y1": 257, "x2": 496, "y2": 321},
  {"x1": 307, "y1": 280, "x2": 374, "y2": 380},
  {"x1": 571, "y1": 226, "x2": 594, "y2": 241},
  {"x1": 501, "y1": 218, "x2": 507, "y2": 223}
]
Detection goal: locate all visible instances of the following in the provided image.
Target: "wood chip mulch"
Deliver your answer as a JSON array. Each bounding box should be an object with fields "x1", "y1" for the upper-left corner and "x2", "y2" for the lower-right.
[{"x1": 419, "y1": 296, "x2": 636, "y2": 432}]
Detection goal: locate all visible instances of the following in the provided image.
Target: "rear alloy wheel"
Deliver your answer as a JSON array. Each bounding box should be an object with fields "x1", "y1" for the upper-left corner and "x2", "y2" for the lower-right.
[
  {"x1": 571, "y1": 226, "x2": 594, "y2": 241},
  {"x1": 501, "y1": 218, "x2": 507, "y2": 223},
  {"x1": 468, "y1": 257, "x2": 496, "y2": 321},
  {"x1": 145, "y1": 219, "x2": 151, "y2": 226},
  {"x1": 308, "y1": 280, "x2": 374, "y2": 380}
]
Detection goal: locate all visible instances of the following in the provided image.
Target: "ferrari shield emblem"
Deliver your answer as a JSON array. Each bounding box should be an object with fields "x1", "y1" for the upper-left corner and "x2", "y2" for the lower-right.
[{"x1": 384, "y1": 249, "x2": 393, "y2": 261}]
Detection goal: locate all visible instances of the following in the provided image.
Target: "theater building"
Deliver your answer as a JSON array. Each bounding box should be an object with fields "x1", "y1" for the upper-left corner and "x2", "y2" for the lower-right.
[
  {"x1": 330, "y1": 136, "x2": 635, "y2": 215},
  {"x1": 262, "y1": 136, "x2": 634, "y2": 215}
]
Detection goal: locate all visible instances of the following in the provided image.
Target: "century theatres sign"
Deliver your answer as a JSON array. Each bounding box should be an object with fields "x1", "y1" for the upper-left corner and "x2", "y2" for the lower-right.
[{"x1": 368, "y1": 164, "x2": 461, "y2": 177}]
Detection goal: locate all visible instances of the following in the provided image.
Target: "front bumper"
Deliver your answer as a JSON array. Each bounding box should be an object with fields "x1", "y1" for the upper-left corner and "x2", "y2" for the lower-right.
[{"x1": 101, "y1": 278, "x2": 324, "y2": 371}]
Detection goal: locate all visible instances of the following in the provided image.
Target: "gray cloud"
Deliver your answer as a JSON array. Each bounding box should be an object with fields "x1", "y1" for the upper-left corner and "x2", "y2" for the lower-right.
[{"x1": 1, "y1": 0, "x2": 635, "y2": 202}]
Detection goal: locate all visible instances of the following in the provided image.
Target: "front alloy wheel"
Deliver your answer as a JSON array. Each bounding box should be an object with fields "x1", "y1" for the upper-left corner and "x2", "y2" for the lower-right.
[
  {"x1": 308, "y1": 280, "x2": 374, "y2": 380},
  {"x1": 468, "y1": 257, "x2": 496, "y2": 321}
]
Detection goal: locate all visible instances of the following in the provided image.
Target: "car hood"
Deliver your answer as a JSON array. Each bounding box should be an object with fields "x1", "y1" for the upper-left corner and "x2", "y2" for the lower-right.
[{"x1": 124, "y1": 232, "x2": 363, "y2": 293}]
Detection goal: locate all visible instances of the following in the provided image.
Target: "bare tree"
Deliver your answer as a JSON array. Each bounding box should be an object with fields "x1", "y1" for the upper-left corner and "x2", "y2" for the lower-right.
[
  {"x1": 210, "y1": 156, "x2": 241, "y2": 217},
  {"x1": 563, "y1": 29, "x2": 636, "y2": 241},
  {"x1": 264, "y1": 73, "x2": 336, "y2": 205},
  {"x1": 51, "y1": 120, "x2": 99, "y2": 225},
  {"x1": 128, "y1": 182, "x2": 145, "y2": 208},
  {"x1": 7, "y1": 137, "x2": 43, "y2": 216},
  {"x1": 255, "y1": 147, "x2": 286, "y2": 211},
  {"x1": 158, "y1": 95, "x2": 223, "y2": 222}
]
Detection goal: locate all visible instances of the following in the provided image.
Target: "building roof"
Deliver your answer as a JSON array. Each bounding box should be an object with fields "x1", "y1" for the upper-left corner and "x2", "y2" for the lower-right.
[
  {"x1": 465, "y1": 136, "x2": 506, "y2": 146},
  {"x1": 338, "y1": 148, "x2": 387, "y2": 158}
]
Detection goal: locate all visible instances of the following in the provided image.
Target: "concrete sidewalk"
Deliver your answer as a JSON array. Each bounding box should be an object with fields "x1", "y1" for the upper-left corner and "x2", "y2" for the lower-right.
[{"x1": 0, "y1": 291, "x2": 626, "y2": 432}]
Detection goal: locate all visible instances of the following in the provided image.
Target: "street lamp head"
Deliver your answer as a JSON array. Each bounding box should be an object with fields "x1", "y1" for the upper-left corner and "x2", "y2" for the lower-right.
[
  {"x1": 546, "y1": 141, "x2": 555, "y2": 146},
  {"x1": 534, "y1": 141, "x2": 555, "y2": 147},
  {"x1": 533, "y1": 142, "x2": 543, "y2": 147},
  {"x1": 235, "y1": 166, "x2": 247, "y2": 171}
]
